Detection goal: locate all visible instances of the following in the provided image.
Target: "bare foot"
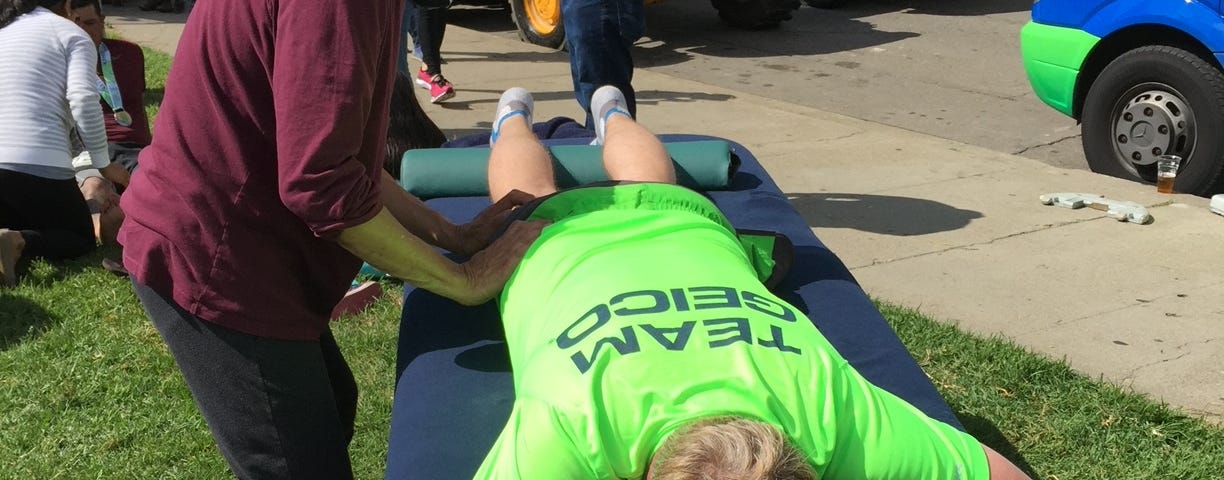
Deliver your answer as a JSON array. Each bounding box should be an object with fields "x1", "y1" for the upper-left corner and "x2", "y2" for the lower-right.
[{"x1": 0, "y1": 229, "x2": 26, "y2": 287}]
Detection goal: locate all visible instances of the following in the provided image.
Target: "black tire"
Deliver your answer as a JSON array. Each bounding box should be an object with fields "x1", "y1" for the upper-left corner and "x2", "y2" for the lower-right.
[
  {"x1": 509, "y1": 0, "x2": 566, "y2": 50},
  {"x1": 711, "y1": 0, "x2": 801, "y2": 30},
  {"x1": 803, "y1": 0, "x2": 847, "y2": 8},
  {"x1": 1081, "y1": 45, "x2": 1224, "y2": 196}
]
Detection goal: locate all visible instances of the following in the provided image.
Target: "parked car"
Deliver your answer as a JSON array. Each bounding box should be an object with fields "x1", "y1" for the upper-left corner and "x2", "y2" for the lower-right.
[
  {"x1": 1021, "y1": 0, "x2": 1224, "y2": 195},
  {"x1": 506, "y1": 0, "x2": 803, "y2": 49}
]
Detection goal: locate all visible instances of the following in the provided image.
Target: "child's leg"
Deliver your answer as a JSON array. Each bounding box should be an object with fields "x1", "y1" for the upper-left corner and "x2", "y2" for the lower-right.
[
  {"x1": 592, "y1": 86, "x2": 675, "y2": 184},
  {"x1": 487, "y1": 88, "x2": 557, "y2": 202}
]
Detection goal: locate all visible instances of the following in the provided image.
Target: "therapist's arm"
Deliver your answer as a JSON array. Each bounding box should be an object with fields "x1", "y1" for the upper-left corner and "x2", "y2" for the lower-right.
[
  {"x1": 379, "y1": 171, "x2": 535, "y2": 256},
  {"x1": 268, "y1": 2, "x2": 546, "y2": 304},
  {"x1": 378, "y1": 171, "x2": 461, "y2": 249},
  {"x1": 338, "y1": 208, "x2": 546, "y2": 305}
]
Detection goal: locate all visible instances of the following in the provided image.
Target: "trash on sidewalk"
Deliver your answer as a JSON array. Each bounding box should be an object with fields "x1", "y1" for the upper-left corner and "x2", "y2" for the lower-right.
[
  {"x1": 1039, "y1": 192, "x2": 1153, "y2": 225},
  {"x1": 1212, "y1": 194, "x2": 1224, "y2": 217}
]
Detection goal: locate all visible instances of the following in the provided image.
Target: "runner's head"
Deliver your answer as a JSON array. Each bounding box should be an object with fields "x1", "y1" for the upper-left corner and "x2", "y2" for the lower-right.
[
  {"x1": 69, "y1": 0, "x2": 103, "y2": 45},
  {"x1": 648, "y1": 416, "x2": 816, "y2": 480}
]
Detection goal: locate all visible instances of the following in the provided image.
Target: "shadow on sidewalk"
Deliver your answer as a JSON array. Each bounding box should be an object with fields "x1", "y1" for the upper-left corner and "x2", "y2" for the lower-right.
[
  {"x1": 447, "y1": 0, "x2": 1031, "y2": 72},
  {"x1": 838, "y1": 0, "x2": 1034, "y2": 17},
  {"x1": 637, "y1": 0, "x2": 1034, "y2": 64},
  {"x1": 427, "y1": 88, "x2": 580, "y2": 116},
  {"x1": 445, "y1": 3, "x2": 516, "y2": 34},
  {"x1": 446, "y1": 2, "x2": 920, "y2": 67},
  {"x1": 788, "y1": 193, "x2": 982, "y2": 235},
  {"x1": 640, "y1": 5, "x2": 919, "y2": 65},
  {"x1": 438, "y1": 49, "x2": 568, "y2": 66}
]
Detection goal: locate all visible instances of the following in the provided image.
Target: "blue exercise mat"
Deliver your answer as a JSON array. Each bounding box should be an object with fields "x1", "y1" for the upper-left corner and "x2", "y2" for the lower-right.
[{"x1": 385, "y1": 134, "x2": 961, "y2": 479}]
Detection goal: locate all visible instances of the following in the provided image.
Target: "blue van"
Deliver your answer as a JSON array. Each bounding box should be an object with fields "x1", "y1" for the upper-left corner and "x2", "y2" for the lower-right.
[{"x1": 1021, "y1": 0, "x2": 1224, "y2": 195}]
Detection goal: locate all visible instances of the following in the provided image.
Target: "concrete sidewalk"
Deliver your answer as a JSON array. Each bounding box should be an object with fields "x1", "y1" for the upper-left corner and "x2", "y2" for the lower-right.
[{"x1": 106, "y1": 6, "x2": 1224, "y2": 423}]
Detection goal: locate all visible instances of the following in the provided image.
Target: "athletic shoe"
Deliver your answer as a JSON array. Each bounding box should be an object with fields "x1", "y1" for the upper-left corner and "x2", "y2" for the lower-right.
[
  {"x1": 490, "y1": 87, "x2": 534, "y2": 145},
  {"x1": 590, "y1": 85, "x2": 632, "y2": 146},
  {"x1": 414, "y1": 68, "x2": 431, "y2": 89},
  {"x1": 415, "y1": 70, "x2": 455, "y2": 104}
]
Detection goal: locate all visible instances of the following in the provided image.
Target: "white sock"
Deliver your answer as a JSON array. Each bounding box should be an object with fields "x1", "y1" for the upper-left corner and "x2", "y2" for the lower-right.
[
  {"x1": 591, "y1": 85, "x2": 631, "y2": 146},
  {"x1": 491, "y1": 87, "x2": 534, "y2": 144}
]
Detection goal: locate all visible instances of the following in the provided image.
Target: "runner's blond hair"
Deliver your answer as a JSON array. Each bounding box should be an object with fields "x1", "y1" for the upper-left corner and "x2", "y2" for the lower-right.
[{"x1": 649, "y1": 416, "x2": 817, "y2": 480}]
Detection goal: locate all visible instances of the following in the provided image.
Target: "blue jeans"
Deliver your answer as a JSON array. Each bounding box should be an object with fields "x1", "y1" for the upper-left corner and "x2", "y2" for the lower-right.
[
  {"x1": 399, "y1": 2, "x2": 419, "y2": 76},
  {"x1": 561, "y1": 0, "x2": 645, "y2": 127}
]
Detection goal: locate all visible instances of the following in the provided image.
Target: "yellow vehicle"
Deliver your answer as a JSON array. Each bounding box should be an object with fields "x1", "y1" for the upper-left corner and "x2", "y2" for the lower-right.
[{"x1": 507, "y1": 0, "x2": 805, "y2": 49}]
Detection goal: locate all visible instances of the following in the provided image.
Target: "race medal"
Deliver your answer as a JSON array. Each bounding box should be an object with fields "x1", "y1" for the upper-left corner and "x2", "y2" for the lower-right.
[
  {"x1": 114, "y1": 109, "x2": 133, "y2": 127},
  {"x1": 97, "y1": 44, "x2": 129, "y2": 125}
]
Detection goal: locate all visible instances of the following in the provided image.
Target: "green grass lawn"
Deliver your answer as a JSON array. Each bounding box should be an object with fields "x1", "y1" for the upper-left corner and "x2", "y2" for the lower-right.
[
  {"x1": 141, "y1": 43, "x2": 170, "y2": 128},
  {"x1": 0, "y1": 248, "x2": 400, "y2": 479},
  {"x1": 2, "y1": 39, "x2": 1221, "y2": 479},
  {"x1": 4, "y1": 250, "x2": 1222, "y2": 479}
]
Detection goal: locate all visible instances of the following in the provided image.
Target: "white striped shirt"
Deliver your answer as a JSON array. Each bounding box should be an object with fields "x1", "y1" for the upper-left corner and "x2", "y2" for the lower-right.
[{"x1": 0, "y1": 7, "x2": 109, "y2": 179}]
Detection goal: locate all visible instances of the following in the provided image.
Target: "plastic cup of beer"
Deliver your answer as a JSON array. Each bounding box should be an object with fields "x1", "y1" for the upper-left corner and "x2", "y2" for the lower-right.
[{"x1": 1156, "y1": 155, "x2": 1181, "y2": 194}]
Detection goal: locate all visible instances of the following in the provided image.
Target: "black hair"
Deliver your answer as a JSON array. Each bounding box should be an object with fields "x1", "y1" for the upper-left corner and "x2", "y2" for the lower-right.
[
  {"x1": 384, "y1": 72, "x2": 447, "y2": 179},
  {"x1": 0, "y1": 0, "x2": 64, "y2": 29},
  {"x1": 68, "y1": 0, "x2": 100, "y2": 15}
]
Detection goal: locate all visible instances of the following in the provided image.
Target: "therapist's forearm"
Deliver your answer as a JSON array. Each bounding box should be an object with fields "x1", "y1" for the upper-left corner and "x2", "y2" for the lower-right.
[
  {"x1": 379, "y1": 171, "x2": 462, "y2": 251},
  {"x1": 337, "y1": 207, "x2": 473, "y2": 303}
]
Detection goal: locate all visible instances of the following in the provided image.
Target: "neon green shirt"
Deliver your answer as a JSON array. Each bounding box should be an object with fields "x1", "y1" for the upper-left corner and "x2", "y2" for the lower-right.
[{"x1": 476, "y1": 184, "x2": 988, "y2": 479}]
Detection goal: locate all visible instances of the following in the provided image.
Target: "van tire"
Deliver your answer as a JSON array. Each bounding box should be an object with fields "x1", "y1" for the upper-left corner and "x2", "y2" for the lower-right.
[{"x1": 1081, "y1": 45, "x2": 1224, "y2": 195}]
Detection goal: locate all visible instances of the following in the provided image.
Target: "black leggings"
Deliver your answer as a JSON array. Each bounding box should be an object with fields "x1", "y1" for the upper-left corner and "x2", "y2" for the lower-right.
[
  {"x1": 0, "y1": 168, "x2": 95, "y2": 259},
  {"x1": 416, "y1": 3, "x2": 447, "y2": 75},
  {"x1": 132, "y1": 281, "x2": 359, "y2": 480}
]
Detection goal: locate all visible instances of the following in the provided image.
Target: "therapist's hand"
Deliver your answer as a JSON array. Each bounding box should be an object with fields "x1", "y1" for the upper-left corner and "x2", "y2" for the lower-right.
[
  {"x1": 456, "y1": 218, "x2": 548, "y2": 305},
  {"x1": 453, "y1": 189, "x2": 537, "y2": 257}
]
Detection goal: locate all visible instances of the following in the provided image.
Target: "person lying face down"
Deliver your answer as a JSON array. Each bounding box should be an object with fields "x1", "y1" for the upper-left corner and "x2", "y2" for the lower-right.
[{"x1": 472, "y1": 86, "x2": 1034, "y2": 480}]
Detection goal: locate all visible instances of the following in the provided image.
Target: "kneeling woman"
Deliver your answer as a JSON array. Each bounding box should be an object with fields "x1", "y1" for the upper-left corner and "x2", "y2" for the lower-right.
[{"x1": 0, "y1": 0, "x2": 130, "y2": 285}]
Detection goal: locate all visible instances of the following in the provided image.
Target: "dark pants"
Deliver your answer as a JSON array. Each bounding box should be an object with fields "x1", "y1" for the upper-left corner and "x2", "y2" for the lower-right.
[
  {"x1": 109, "y1": 142, "x2": 143, "y2": 172},
  {"x1": 132, "y1": 281, "x2": 359, "y2": 480},
  {"x1": 399, "y1": 0, "x2": 448, "y2": 76},
  {"x1": 106, "y1": 142, "x2": 143, "y2": 195},
  {"x1": 0, "y1": 168, "x2": 95, "y2": 259},
  {"x1": 562, "y1": 0, "x2": 644, "y2": 127}
]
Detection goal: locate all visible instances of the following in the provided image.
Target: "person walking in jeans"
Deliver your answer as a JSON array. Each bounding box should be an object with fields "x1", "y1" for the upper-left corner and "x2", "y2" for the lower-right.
[{"x1": 561, "y1": 0, "x2": 644, "y2": 128}]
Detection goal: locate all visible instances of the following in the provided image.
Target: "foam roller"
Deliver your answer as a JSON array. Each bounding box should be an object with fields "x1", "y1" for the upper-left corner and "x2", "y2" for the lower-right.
[{"x1": 399, "y1": 140, "x2": 736, "y2": 198}]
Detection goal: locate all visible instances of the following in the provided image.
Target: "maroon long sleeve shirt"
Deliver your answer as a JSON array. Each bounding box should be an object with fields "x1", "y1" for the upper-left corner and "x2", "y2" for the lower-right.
[{"x1": 119, "y1": 0, "x2": 401, "y2": 340}]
